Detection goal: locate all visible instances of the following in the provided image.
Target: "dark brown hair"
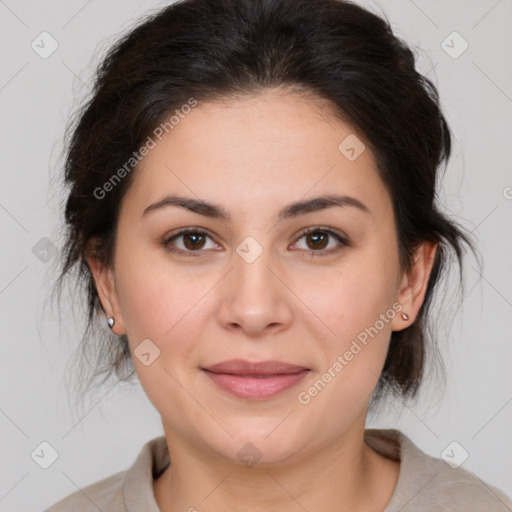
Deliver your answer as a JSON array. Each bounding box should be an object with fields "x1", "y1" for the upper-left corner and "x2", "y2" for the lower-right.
[{"x1": 51, "y1": 0, "x2": 479, "y2": 409}]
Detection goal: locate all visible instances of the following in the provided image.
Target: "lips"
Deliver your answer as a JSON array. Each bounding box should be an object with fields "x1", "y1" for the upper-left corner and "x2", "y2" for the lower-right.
[
  {"x1": 202, "y1": 359, "x2": 309, "y2": 375},
  {"x1": 201, "y1": 359, "x2": 310, "y2": 400}
]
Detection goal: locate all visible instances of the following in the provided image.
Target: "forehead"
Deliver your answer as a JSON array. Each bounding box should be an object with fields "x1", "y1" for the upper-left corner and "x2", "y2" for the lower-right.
[{"x1": 122, "y1": 89, "x2": 392, "y2": 222}]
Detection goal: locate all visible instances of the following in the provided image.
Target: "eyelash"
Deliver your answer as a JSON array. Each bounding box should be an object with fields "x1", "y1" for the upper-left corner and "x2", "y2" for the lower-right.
[{"x1": 162, "y1": 227, "x2": 349, "y2": 258}]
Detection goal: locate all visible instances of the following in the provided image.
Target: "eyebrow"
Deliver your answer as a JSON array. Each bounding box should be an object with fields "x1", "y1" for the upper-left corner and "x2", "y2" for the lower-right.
[{"x1": 141, "y1": 193, "x2": 370, "y2": 221}]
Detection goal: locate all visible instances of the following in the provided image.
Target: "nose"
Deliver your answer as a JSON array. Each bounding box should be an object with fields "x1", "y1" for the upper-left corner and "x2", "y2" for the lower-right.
[{"x1": 216, "y1": 242, "x2": 294, "y2": 337}]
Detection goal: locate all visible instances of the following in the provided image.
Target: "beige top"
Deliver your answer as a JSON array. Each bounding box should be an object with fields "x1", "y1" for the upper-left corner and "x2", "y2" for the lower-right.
[{"x1": 45, "y1": 429, "x2": 512, "y2": 511}]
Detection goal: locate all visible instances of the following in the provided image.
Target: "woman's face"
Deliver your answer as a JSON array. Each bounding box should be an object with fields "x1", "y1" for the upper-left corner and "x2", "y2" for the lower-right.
[{"x1": 91, "y1": 89, "x2": 434, "y2": 465}]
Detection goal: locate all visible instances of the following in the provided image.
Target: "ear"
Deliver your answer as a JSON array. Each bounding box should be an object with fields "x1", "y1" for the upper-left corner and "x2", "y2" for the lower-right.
[
  {"x1": 86, "y1": 244, "x2": 126, "y2": 336},
  {"x1": 391, "y1": 240, "x2": 438, "y2": 332}
]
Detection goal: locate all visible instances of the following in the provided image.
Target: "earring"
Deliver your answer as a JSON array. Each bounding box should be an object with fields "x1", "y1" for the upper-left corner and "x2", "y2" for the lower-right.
[
  {"x1": 401, "y1": 312, "x2": 409, "y2": 321},
  {"x1": 107, "y1": 317, "x2": 115, "y2": 329}
]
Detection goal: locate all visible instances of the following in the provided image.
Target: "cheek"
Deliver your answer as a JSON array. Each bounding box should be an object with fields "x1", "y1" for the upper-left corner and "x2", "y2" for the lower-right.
[
  {"x1": 113, "y1": 236, "x2": 208, "y2": 350},
  {"x1": 309, "y1": 257, "x2": 396, "y2": 339},
  {"x1": 113, "y1": 246, "x2": 211, "y2": 414},
  {"x1": 294, "y1": 273, "x2": 395, "y2": 422},
  {"x1": 297, "y1": 248, "x2": 398, "y2": 395}
]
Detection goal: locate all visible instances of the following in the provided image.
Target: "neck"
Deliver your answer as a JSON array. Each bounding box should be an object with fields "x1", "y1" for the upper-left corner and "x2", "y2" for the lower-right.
[{"x1": 154, "y1": 423, "x2": 400, "y2": 512}]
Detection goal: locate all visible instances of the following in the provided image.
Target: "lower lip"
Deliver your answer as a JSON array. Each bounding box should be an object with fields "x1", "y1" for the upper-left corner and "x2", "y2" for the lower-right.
[{"x1": 203, "y1": 369, "x2": 310, "y2": 400}]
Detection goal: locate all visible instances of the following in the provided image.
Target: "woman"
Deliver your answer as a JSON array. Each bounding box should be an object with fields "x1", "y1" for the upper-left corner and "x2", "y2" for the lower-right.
[{"x1": 46, "y1": 0, "x2": 512, "y2": 510}]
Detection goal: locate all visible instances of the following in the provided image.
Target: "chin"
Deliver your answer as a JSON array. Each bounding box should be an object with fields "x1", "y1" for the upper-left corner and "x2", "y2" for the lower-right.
[{"x1": 205, "y1": 418, "x2": 309, "y2": 467}]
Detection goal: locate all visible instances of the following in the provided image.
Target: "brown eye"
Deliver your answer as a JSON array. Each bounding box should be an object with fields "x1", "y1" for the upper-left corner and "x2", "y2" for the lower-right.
[
  {"x1": 163, "y1": 229, "x2": 218, "y2": 256},
  {"x1": 293, "y1": 227, "x2": 348, "y2": 257},
  {"x1": 305, "y1": 231, "x2": 329, "y2": 250},
  {"x1": 182, "y1": 232, "x2": 206, "y2": 250}
]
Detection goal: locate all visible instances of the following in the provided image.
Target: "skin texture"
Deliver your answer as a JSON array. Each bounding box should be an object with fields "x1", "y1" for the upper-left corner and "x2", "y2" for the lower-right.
[{"x1": 88, "y1": 88, "x2": 437, "y2": 511}]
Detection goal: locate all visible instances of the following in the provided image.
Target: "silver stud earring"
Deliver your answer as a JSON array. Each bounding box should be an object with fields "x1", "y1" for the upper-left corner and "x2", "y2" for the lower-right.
[
  {"x1": 107, "y1": 317, "x2": 115, "y2": 329},
  {"x1": 401, "y1": 312, "x2": 409, "y2": 321}
]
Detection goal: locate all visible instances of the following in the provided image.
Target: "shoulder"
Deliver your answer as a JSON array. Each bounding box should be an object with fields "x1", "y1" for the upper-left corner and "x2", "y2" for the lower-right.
[
  {"x1": 418, "y1": 453, "x2": 512, "y2": 510},
  {"x1": 44, "y1": 435, "x2": 169, "y2": 512},
  {"x1": 44, "y1": 470, "x2": 126, "y2": 511},
  {"x1": 365, "y1": 428, "x2": 512, "y2": 512}
]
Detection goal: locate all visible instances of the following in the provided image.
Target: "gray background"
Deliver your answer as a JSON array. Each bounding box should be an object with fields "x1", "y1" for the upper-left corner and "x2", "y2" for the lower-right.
[{"x1": 0, "y1": 0, "x2": 511, "y2": 510}]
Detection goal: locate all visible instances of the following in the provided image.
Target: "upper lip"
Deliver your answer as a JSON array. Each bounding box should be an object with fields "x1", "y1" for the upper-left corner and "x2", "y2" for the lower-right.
[{"x1": 202, "y1": 359, "x2": 309, "y2": 375}]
